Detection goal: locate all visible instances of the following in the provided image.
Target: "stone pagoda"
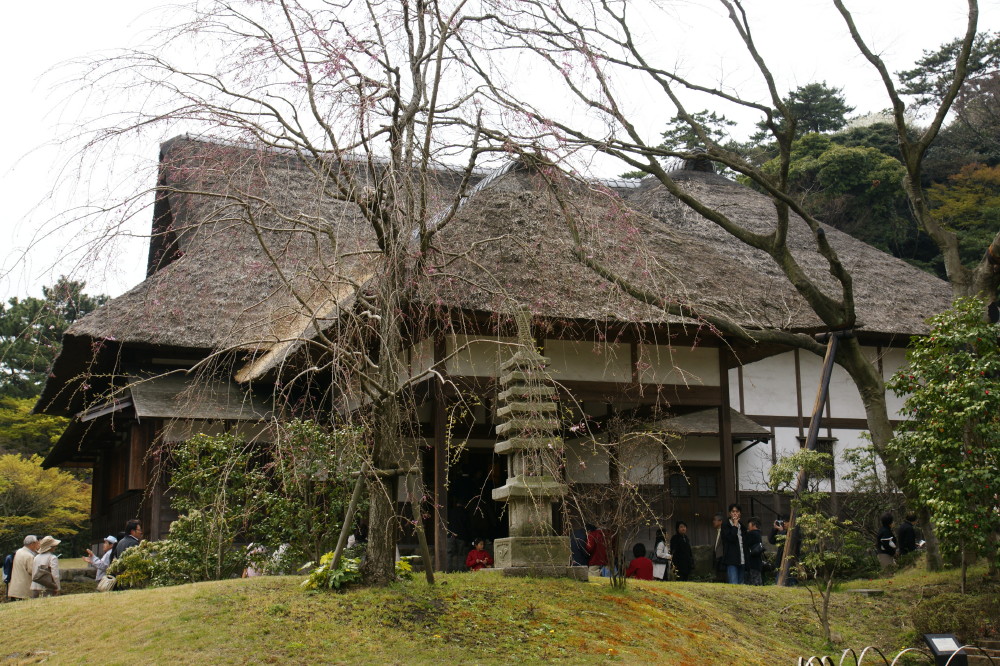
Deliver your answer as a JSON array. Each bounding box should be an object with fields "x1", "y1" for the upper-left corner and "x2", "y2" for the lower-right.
[{"x1": 491, "y1": 309, "x2": 586, "y2": 579}]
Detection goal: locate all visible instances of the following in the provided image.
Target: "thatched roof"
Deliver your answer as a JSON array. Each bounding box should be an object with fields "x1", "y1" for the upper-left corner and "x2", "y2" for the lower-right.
[
  {"x1": 65, "y1": 137, "x2": 384, "y2": 352},
  {"x1": 49, "y1": 136, "x2": 952, "y2": 397}
]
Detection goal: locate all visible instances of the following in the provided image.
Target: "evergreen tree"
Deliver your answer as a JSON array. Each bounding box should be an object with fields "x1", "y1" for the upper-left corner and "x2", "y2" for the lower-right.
[{"x1": 0, "y1": 277, "x2": 108, "y2": 399}]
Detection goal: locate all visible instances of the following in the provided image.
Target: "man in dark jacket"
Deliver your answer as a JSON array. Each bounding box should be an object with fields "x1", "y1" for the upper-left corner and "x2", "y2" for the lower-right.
[
  {"x1": 897, "y1": 513, "x2": 918, "y2": 556},
  {"x1": 112, "y1": 520, "x2": 143, "y2": 560},
  {"x1": 721, "y1": 503, "x2": 747, "y2": 584}
]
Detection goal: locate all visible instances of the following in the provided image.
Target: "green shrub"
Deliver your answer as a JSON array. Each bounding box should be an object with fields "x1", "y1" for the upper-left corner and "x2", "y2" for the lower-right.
[
  {"x1": 106, "y1": 542, "x2": 160, "y2": 589},
  {"x1": 910, "y1": 592, "x2": 1000, "y2": 643},
  {"x1": 301, "y1": 553, "x2": 363, "y2": 591}
]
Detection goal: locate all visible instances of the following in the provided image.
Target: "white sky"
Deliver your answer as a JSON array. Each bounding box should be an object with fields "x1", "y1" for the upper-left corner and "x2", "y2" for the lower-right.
[{"x1": 1, "y1": 0, "x2": 997, "y2": 301}]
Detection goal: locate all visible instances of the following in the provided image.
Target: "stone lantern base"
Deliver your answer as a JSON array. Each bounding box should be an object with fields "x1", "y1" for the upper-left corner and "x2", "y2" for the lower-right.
[{"x1": 492, "y1": 535, "x2": 588, "y2": 580}]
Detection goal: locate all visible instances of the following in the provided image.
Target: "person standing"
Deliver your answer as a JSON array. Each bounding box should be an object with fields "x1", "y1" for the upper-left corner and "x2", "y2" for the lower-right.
[
  {"x1": 586, "y1": 524, "x2": 609, "y2": 577},
  {"x1": 29, "y1": 536, "x2": 61, "y2": 598},
  {"x1": 85, "y1": 536, "x2": 118, "y2": 583},
  {"x1": 745, "y1": 518, "x2": 764, "y2": 586},
  {"x1": 669, "y1": 522, "x2": 695, "y2": 582},
  {"x1": 721, "y1": 504, "x2": 747, "y2": 585},
  {"x1": 876, "y1": 512, "x2": 896, "y2": 570},
  {"x1": 7, "y1": 535, "x2": 39, "y2": 601},
  {"x1": 570, "y1": 524, "x2": 590, "y2": 567},
  {"x1": 652, "y1": 530, "x2": 671, "y2": 581},
  {"x1": 113, "y1": 520, "x2": 143, "y2": 560},
  {"x1": 711, "y1": 513, "x2": 726, "y2": 582},
  {"x1": 897, "y1": 513, "x2": 918, "y2": 556}
]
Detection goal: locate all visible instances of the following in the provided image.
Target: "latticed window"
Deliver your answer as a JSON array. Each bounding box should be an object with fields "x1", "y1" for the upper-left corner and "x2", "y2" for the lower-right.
[{"x1": 668, "y1": 473, "x2": 690, "y2": 497}]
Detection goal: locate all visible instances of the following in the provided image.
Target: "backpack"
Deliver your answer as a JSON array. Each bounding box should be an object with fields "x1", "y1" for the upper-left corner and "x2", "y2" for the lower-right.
[{"x1": 2, "y1": 553, "x2": 12, "y2": 584}]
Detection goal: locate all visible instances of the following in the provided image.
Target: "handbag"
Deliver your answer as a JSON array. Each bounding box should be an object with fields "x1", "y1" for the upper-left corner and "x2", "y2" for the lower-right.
[
  {"x1": 97, "y1": 575, "x2": 117, "y2": 592},
  {"x1": 32, "y1": 563, "x2": 58, "y2": 591}
]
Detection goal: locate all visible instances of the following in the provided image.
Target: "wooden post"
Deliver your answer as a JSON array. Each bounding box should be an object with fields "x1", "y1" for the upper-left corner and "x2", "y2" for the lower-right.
[
  {"x1": 777, "y1": 331, "x2": 849, "y2": 586},
  {"x1": 332, "y1": 461, "x2": 368, "y2": 570},
  {"x1": 718, "y1": 350, "x2": 736, "y2": 508},
  {"x1": 407, "y1": 475, "x2": 436, "y2": 585}
]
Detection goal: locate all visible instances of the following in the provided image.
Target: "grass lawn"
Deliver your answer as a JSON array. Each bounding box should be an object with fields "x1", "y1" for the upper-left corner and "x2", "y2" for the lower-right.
[{"x1": 0, "y1": 564, "x2": 996, "y2": 665}]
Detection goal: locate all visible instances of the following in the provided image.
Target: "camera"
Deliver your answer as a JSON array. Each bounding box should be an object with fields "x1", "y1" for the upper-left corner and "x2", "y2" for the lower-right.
[{"x1": 774, "y1": 520, "x2": 785, "y2": 528}]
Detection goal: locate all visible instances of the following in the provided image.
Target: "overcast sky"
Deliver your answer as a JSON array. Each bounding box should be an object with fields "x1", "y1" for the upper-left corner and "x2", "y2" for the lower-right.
[{"x1": 2, "y1": 0, "x2": 997, "y2": 302}]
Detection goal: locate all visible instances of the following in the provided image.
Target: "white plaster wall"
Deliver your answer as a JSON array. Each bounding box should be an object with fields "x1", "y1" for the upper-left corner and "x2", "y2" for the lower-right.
[
  {"x1": 620, "y1": 438, "x2": 664, "y2": 484},
  {"x1": 736, "y1": 353, "x2": 798, "y2": 416},
  {"x1": 544, "y1": 339, "x2": 631, "y2": 382},
  {"x1": 395, "y1": 438, "x2": 426, "y2": 502},
  {"x1": 409, "y1": 337, "x2": 434, "y2": 380},
  {"x1": 670, "y1": 435, "x2": 720, "y2": 462},
  {"x1": 737, "y1": 444, "x2": 775, "y2": 492},
  {"x1": 830, "y1": 428, "x2": 877, "y2": 491},
  {"x1": 565, "y1": 440, "x2": 611, "y2": 483},
  {"x1": 636, "y1": 344, "x2": 720, "y2": 386},
  {"x1": 826, "y1": 364, "x2": 868, "y2": 419},
  {"x1": 881, "y1": 347, "x2": 910, "y2": 418},
  {"x1": 445, "y1": 335, "x2": 517, "y2": 377}
]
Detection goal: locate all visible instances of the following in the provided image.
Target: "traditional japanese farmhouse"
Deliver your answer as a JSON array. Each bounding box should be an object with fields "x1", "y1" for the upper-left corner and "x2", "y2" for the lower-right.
[{"x1": 38, "y1": 136, "x2": 952, "y2": 566}]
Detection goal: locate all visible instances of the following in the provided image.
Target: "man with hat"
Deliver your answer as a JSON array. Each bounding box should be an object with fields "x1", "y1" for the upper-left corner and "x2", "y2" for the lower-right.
[
  {"x1": 29, "y1": 536, "x2": 61, "y2": 598},
  {"x1": 7, "y1": 535, "x2": 39, "y2": 601},
  {"x1": 85, "y1": 536, "x2": 118, "y2": 583}
]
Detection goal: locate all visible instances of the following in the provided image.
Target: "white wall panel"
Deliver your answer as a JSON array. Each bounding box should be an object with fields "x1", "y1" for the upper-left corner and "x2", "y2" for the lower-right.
[
  {"x1": 636, "y1": 344, "x2": 720, "y2": 386},
  {"x1": 565, "y1": 440, "x2": 611, "y2": 483},
  {"x1": 670, "y1": 435, "x2": 720, "y2": 462},
  {"x1": 545, "y1": 339, "x2": 631, "y2": 382},
  {"x1": 736, "y1": 353, "x2": 798, "y2": 416},
  {"x1": 445, "y1": 335, "x2": 517, "y2": 377},
  {"x1": 881, "y1": 347, "x2": 910, "y2": 418},
  {"x1": 620, "y1": 439, "x2": 664, "y2": 484}
]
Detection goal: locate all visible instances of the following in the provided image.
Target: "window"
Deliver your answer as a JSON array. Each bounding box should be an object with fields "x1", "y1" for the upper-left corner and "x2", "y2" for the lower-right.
[
  {"x1": 669, "y1": 473, "x2": 690, "y2": 497},
  {"x1": 697, "y1": 474, "x2": 718, "y2": 498}
]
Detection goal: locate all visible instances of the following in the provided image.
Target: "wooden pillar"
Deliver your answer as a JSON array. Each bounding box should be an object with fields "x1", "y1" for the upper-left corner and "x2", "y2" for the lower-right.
[
  {"x1": 718, "y1": 350, "x2": 736, "y2": 508},
  {"x1": 433, "y1": 335, "x2": 449, "y2": 571}
]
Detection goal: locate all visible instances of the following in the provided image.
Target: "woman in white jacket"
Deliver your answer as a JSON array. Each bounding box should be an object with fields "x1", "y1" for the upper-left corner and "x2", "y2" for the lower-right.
[
  {"x1": 29, "y1": 536, "x2": 61, "y2": 598},
  {"x1": 653, "y1": 529, "x2": 671, "y2": 581},
  {"x1": 85, "y1": 536, "x2": 118, "y2": 582}
]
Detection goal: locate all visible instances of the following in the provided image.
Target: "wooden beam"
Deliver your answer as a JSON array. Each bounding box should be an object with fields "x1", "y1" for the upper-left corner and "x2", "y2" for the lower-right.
[{"x1": 718, "y1": 350, "x2": 736, "y2": 508}]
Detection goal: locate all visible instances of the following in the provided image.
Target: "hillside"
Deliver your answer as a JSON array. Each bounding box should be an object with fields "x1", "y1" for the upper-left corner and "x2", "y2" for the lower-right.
[{"x1": 1, "y1": 565, "x2": 997, "y2": 665}]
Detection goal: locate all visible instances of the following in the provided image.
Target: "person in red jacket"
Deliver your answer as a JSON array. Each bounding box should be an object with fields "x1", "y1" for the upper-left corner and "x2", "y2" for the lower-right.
[
  {"x1": 585, "y1": 525, "x2": 608, "y2": 576},
  {"x1": 465, "y1": 538, "x2": 494, "y2": 571},
  {"x1": 625, "y1": 542, "x2": 654, "y2": 580}
]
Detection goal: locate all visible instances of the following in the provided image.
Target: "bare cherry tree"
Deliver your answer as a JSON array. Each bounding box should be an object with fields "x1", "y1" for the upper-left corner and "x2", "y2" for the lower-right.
[{"x1": 67, "y1": 0, "x2": 513, "y2": 584}]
